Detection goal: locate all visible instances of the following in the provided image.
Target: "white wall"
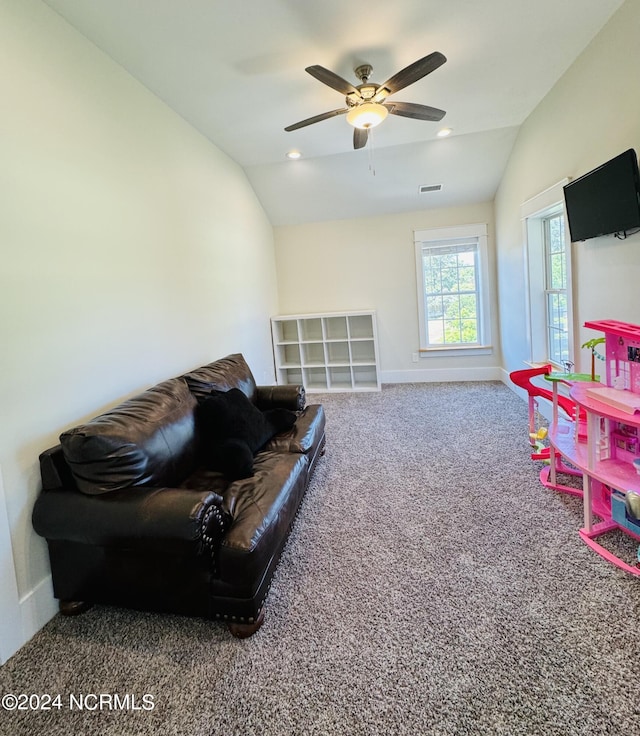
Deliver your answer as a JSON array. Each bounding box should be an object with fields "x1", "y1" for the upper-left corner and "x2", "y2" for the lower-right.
[
  {"x1": 0, "y1": 0, "x2": 278, "y2": 659},
  {"x1": 274, "y1": 203, "x2": 501, "y2": 384},
  {"x1": 495, "y1": 0, "x2": 640, "y2": 378}
]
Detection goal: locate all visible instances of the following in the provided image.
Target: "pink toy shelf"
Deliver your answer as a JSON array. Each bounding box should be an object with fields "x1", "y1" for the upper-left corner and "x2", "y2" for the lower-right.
[{"x1": 552, "y1": 319, "x2": 640, "y2": 576}]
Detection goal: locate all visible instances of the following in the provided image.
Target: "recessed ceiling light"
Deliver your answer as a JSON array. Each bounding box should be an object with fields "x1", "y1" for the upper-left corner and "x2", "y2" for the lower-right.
[
  {"x1": 286, "y1": 150, "x2": 302, "y2": 159},
  {"x1": 437, "y1": 128, "x2": 452, "y2": 137}
]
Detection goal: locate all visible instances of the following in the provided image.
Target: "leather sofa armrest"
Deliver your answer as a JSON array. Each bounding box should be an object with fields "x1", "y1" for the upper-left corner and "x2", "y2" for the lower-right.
[
  {"x1": 32, "y1": 485, "x2": 229, "y2": 549},
  {"x1": 255, "y1": 384, "x2": 306, "y2": 412},
  {"x1": 263, "y1": 404, "x2": 325, "y2": 454}
]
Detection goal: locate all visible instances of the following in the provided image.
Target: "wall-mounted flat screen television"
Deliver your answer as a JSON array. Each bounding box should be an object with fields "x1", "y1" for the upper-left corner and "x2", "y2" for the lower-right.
[{"x1": 563, "y1": 148, "x2": 640, "y2": 242}]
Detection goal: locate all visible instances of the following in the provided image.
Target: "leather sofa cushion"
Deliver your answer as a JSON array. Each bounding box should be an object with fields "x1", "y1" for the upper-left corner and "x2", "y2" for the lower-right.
[
  {"x1": 60, "y1": 378, "x2": 198, "y2": 495},
  {"x1": 217, "y1": 451, "x2": 308, "y2": 588},
  {"x1": 181, "y1": 353, "x2": 257, "y2": 402}
]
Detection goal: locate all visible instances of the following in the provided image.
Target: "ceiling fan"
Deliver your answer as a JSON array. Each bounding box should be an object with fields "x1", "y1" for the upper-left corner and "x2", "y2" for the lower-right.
[{"x1": 284, "y1": 52, "x2": 447, "y2": 150}]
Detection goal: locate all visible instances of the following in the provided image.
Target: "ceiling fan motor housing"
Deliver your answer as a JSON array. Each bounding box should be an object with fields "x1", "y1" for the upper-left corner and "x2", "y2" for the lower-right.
[{"x1": 354, "y1": 64, "x2": 373, "y2": 83}]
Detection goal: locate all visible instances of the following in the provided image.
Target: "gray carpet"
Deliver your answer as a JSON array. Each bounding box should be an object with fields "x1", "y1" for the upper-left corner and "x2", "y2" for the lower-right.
[{"x1": 2, "y1": 382, "x2": 640, "y2": 736}]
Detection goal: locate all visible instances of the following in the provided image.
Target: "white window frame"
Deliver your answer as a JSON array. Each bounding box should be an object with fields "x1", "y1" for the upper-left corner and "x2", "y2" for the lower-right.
[
  {"x1": 521, "y1": 179, "x2": 575, "y2": 368},
  {"x1": 414, "y1": 223, "x2": 492, "y2": 356},
  {"x1": 543, "y1": 211, "x2": 569, "y2": 366}
]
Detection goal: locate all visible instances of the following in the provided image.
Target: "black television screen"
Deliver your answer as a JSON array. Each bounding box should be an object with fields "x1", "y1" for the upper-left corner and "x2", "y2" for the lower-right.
[{"x1": 563, "y1": 149, "x2": 640, "y2": 242}]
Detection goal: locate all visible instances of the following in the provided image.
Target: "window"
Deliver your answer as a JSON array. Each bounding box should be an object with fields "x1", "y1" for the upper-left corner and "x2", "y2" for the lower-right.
[
  {"x1": 414, "y1": 224, "x2": 491, "y2": 353},
  {"x1": 521, "y1": 179, "x2": 574, "y2": 368},
  {"x1": 543, "y1": 212, "x2": 569, "y2": 366}
]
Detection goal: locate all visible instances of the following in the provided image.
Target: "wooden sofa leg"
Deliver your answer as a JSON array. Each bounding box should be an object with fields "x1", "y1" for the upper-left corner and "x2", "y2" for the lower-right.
[
  {"x1": 59, "y1": 600, "x2": 93, "y2": 616},
  {"x1": 228, "y1": 609, "x2": 265, "y2": 639}
]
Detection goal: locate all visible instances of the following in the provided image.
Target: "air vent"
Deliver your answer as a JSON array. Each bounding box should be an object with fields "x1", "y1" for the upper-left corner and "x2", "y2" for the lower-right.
[{"x1": 419, "y1": 184, "x2": 443, "y2": 193}]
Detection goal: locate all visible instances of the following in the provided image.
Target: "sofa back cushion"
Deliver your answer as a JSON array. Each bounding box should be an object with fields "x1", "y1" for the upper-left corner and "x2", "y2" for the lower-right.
[
  {"x1": 60, "y1": 378, "x2": 198, "y2": 495},
  {"x1": 181, "y1": 353, "x2": 257, "y2": 402}
]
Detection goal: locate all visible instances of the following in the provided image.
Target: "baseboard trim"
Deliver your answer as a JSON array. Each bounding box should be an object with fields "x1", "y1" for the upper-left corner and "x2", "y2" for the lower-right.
[
  {"x1": 14, "y1": 576, "x2": 58, "y2": 660},
  {"x1": 381, "y1": 366, "x2": 503, "y2": 384},
  {"x1": 499, "y1": 367, "x2": 512, "y2": 387}
]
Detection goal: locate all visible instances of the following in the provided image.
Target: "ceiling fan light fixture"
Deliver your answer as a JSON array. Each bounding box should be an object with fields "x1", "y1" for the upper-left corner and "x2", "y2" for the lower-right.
[
  {"x1": 346, "y1": 102, "x2": 388, "y2": 129},
  {"x1": 285, "y1": 53, "x2": 447, "y2": 150}
]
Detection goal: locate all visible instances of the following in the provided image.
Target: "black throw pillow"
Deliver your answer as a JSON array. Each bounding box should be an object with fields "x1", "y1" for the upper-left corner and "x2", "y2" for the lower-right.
[
  {"x1": 198, "y1": 389, "x2": 296, "y2": 480},
  {"x1": 262, "y1": 407, "x2": 297, "y2": 435},
  {"x1": 210, "y1": 438, "x2": 255, "y2": 480}
]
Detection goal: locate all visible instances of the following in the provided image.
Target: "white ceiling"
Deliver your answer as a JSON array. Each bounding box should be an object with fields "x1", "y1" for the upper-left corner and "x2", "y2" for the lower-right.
[{"x1": 41, "y1": 0, "x2": 625, "y2": 226}]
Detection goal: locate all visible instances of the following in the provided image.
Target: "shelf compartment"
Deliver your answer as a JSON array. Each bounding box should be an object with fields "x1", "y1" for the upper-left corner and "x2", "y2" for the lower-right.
[
  {"x1": 277, "y1": 343, "x2": 301, "y2": 367},
  {"x1": 348, "y1": 314, "x2": 374, "y2": 339},
  {"x1": 326, "y1": 341, "x2": 350, "y2": 365},
  {"x1": 299, "y1": 318, "x2": 323, "y2": 342},
  {"x1": 350, "y1": 339, "x2": 376, "y2": 363},
  {"x1": 303, "y1": 366, "x2": 328, "y2": 390},
  {"x1": 324, "y1": 316, "x2": 348, "y2": 340},
  {"x1": 281, "y1": 367, "x2": 303, "y2": 385},
  {"x1": 352, "y1": 365, "x2": 379, "y2": 389},
  {"x1": 302, "y1": 342, "x2": 325, "y2": 365},
  {"x1": 328, "y1": 366, "x2": 353, "y2": 390},
  {"x1": 275, "y1": 319, "x2": 299, "y2": 343}
]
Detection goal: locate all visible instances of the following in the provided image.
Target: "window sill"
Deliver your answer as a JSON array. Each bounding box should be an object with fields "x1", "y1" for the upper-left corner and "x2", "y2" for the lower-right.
[{"x1": 419, "y1": 345, "x2": 493, "y2": 358}]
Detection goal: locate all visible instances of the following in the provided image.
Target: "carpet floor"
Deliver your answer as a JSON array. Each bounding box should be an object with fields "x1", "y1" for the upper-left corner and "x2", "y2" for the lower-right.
[{"x1": 2, "y1": 382, "x2": 640, "y2": 736}]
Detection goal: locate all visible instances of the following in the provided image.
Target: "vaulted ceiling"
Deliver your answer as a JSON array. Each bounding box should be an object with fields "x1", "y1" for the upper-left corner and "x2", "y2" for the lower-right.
[{"x1": 42, "y1": 0, "x2": 625, "y2": 225}]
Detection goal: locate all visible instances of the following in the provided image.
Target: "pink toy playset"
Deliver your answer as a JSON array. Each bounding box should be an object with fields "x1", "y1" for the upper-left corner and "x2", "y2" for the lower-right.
[{"x1": 513, "y1": 319, "x2": 640, "y2": 576}]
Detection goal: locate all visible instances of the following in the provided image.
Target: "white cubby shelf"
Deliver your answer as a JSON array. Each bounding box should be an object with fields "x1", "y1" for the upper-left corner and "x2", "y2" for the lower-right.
[{"x1": 271, "y1": 311, "x2": 381, "y2": 392}]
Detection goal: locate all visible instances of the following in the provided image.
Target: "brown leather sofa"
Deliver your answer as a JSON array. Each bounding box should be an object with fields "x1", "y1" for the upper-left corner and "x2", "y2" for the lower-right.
[{"x1": 32, "y1": 354, "x2": 325, "y2": 637}]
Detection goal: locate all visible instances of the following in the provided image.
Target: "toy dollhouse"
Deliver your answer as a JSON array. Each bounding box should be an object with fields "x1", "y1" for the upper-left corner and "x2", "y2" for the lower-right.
[{"x1": 548, "y1": 319, "x2": 640, "y2": 575}]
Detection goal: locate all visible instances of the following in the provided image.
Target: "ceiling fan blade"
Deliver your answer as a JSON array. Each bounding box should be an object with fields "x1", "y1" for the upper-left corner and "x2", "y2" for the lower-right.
[
  {"x1": 374, "y1": 52, "x2": 447, "y2": 100},
  {"x1": 284, "y1": 108, "x2": 349, "y2": 132},
  {"x1": 384, "y1": 101, "x2": 446, "y2": 122},
  {"x1": 305, "y1": 65, "x2": 361, "y2": 97},
  {"x1": 353, "y1": 127, "x2": 369, "y2": 150}
]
